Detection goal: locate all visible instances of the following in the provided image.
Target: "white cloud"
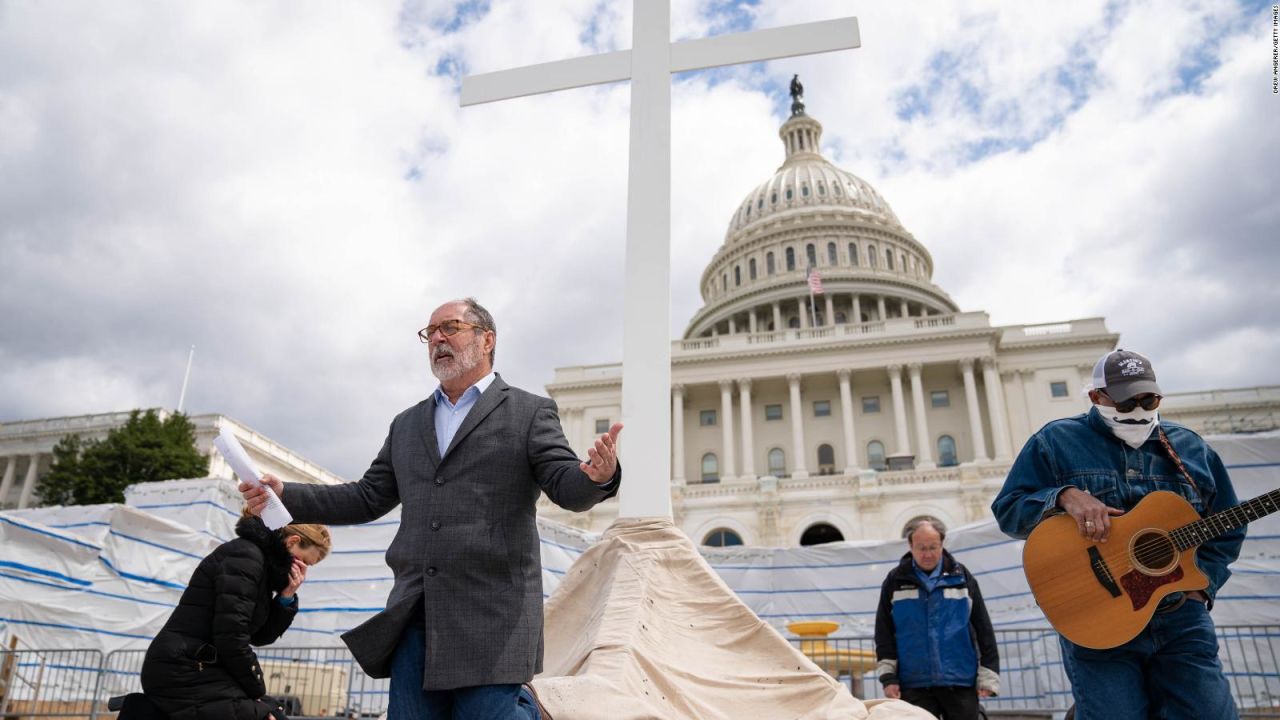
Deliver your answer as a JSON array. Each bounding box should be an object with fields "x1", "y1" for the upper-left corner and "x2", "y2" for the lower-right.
[{"x1": 1, "y1": 0, "x2": 1275, "y2": 478}]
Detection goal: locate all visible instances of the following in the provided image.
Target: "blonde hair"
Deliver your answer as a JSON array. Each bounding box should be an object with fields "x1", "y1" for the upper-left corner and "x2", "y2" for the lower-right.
[{"x1": 281, "y1": 523, "x2": 332, "y2": 562}]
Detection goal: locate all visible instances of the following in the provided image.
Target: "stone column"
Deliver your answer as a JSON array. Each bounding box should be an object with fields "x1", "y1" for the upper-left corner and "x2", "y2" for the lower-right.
[
  {"x1": 960, "y1": 358, "x2": 989, "y2": 462},
  {"x1": 852, "y1": 294, "x2": 862, "y2": 323},
  {"x1": 982, "y1": 357, "x2": 1013, "y2": 461},
  {"x1": 738, "y1": 379, "x2": 756, "y2": 479},
  {"x1": 728, "y1": 316, "x2": 737, "y2": 335},
  {"x1": 719, "y1": 379, "x2": 736, "y2": 481},
  {"x1": 1004, "y1": 369, "x2": 1029, "y2": 443},
  {"x1": 900, "y1": 298, "x2": 909, "y2": 317},
  {"x1": 1077, "y1": 363, "x2": 1096, "y2": 409},
  {"x1": 909, "y1": 363, "x2": 935, "y2": 468},
  {"x1": 672, "y1": 386, "x2": 686, "y2": 486},
  {"x1": 877, "y1": 296, "x2": 887, "y2": 321},
  {"x1": 798, "y1": 298, "x2": 809, "y2": 329},
  {"x1": 1021, "y1": 369, "x2": 1039, "y2": 430},
  {"x1": 17, "y1": 453, "x2": 41, "y2": 509},
  {"x1": 824, "y1": 294, "x2": 835, "y2": 327},
  {"x1": 772, "y1": 302, "x2": 782, "y2": 332},
  {"x1": 748, "y1": 309, "x2": 758, "y2": 334},
  {"x1": 564, "y1": 407, "x2": 581, "y2": 455},
  {"x1": 0, "y1": 457, "x2": 16, "y2": 508},
  {"x1": 838, "y1": 369, "x2": 860, "y2": 474},
  {"x1": 788, "y1": 373, "x2": 810, "y2": 478},
  {"x1": 887, "y1": 364, "x2": 910, "y2": 456}
]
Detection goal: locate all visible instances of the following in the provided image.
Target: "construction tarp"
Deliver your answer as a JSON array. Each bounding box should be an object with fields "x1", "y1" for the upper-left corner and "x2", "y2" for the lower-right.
[{"x1": 1, "y1": 431, "x2": 1276, "y2": 709}]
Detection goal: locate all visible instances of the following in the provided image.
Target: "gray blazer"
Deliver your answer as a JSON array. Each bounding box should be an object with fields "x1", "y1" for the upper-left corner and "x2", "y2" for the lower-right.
[{"x1": 281, "y1": 374, "x2": 619, "y2": 690}]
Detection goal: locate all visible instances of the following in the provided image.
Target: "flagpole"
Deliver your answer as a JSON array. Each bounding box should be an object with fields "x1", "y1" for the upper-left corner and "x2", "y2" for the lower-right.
[{"x1": 177, "y1": 345, "x2": 195, "y2": 413}]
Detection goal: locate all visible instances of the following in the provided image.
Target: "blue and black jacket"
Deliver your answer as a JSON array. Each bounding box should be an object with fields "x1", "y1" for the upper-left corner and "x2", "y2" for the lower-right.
[{"x1": 874, "y1": 550, "x2": 1001, "y2": 692}]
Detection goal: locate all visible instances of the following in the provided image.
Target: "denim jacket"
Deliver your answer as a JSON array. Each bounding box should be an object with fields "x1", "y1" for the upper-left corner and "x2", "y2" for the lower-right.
[{"x1": 992, "y1": 407, "x2": 1244, "y2": 602}]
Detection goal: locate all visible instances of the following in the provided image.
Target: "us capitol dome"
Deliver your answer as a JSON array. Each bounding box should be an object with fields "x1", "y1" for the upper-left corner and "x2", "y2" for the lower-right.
[{"x1": 685, "y1": 94, "x2": 958, "y2": 340}]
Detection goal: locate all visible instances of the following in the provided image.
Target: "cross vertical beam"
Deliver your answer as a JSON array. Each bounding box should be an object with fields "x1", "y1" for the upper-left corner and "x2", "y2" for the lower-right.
[{"x1": 619, "y1": 0, "x2": 672, "y2": 517}]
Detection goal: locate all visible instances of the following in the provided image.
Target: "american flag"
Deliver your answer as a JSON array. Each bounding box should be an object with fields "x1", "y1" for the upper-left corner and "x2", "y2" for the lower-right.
[{"x1": 807, "y1": 267, "x2": 825, "y2": 295}]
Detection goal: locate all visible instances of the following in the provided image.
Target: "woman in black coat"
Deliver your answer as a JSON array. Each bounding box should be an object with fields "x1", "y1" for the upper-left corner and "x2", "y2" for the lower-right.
[{"x1": 140, "y1": 514, "x2": 331, "y2": 720}]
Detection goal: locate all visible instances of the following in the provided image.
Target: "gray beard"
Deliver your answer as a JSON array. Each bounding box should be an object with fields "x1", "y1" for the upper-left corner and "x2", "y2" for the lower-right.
[{"x1": 431, "y1": 342, "x2": 483, "y2": 383}]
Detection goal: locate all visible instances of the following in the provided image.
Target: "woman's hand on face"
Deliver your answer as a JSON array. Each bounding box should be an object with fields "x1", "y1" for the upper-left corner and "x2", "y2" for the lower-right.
[{"x1": 280, "y1": 557, "x2": 307, "y2": 598}]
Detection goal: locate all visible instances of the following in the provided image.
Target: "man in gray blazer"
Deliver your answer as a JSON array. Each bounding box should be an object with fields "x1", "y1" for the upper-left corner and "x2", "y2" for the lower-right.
[{"x1": 241, "y1": 297, "x2": 621, "y2": 720}]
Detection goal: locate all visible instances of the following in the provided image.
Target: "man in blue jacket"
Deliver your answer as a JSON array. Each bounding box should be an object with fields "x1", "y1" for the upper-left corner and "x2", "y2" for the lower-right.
[
  {"x1": 992, "y1": 349, "x2": 1243, "y2": 720},
  {"x1": 875, "y1": 517, "x2": 1000, "y2": 718}
]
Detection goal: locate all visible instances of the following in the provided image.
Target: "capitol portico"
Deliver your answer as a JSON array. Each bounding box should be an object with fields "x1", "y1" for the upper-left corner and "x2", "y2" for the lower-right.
[{"x1": 539, "y1": 92, "x2": 1280, "y2": 545}]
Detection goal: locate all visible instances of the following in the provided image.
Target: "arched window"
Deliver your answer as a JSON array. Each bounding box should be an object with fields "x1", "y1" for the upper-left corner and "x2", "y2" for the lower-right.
[
  {"x1": 867, "y1": 440, "x2": 886, "y2": 471},
  {"x1": 734, "y1": 265, "x2": 741, "y2": 286},
  {"x1": 800, "y1": 523, "x2": 845, "y2": 546},
  {"x1": 785, "y1": 247, "x2": 796, "y2": 271},
  {"x1": 817, "y1": 182, "x2": 826, "y2": 195},
  {"x1": 748, "y1": 258, "x2": 757, "y2": 280},
  {"x1": 817, "y1": 444, "x2": 836, "y2": 474},
  {"x1": 701, "y1": 453, "x2": 719, "y2": 483},
  {"x1": 722, "y1": 273, "x2": 728, "y2": 290},
  {"x1": 788, "y1": 316, "x2": 800, "y2": 329},
  {"x1": 785, "y1": 187, "x2": 793, "y2": 201},
  {"x1": 868, "y1": 245, "x2": 878, "y2": 268},
  {"x1": 848, "y1": 243, "x2": 858, "y2": 266},
  {"x1": 768, "y1": 448, "x2": 786, "y2": 477},
  {"x1": 703, "y1": 528, "x2": 743, "y2": 547},
  {"x1": 886, "y1": 249, "x2": 894, "y2": 270},
  {"x1": 806, "y1": 244, "x2": 817, "y2": 267},
  {"x1": 770, "y1": 191, "x2": 777, "y2": 205},
  {"x1": 827, "y1": 242, "x2": 838, "y2": 265},
  {"x1": 938, "y1": 435, "x2": 958, "y2": 467},
  {"x1": 833, "y1": 183, "x2": 842, "y2": 196},
  {"x1": 801, "y1": 184, "x2": 810, "y2": 197},
  {"x1": 766, "y1": 252, "x2": 775, "y2": 275}
]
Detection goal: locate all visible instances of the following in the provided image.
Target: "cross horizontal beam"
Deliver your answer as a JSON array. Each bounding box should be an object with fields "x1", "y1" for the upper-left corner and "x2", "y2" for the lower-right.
[{"x1": 460, "y1": 17, "x2": 860, "y2": 107}]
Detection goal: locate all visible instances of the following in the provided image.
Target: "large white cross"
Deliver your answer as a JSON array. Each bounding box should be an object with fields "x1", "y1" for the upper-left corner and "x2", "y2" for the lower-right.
[{"x1": 462, "y1": 3, "x2": 860, "y2": 519}]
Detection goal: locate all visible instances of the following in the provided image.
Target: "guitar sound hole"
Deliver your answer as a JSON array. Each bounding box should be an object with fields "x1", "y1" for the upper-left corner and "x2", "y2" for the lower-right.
[{"x1": 1130, "y1": 530, "x2": 1177, "y2": 575}]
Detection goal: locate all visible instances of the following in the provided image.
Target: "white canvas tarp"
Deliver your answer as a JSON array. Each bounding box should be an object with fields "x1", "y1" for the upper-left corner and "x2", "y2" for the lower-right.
[{"x1": 1, "y1": 431, "x2": 1276, "y2": 710}]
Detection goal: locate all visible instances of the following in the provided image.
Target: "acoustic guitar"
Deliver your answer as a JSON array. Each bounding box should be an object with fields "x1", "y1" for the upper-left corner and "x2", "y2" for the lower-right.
[{"x1": 1023, "y1": 488, "x2": 1279, "y2": 649}]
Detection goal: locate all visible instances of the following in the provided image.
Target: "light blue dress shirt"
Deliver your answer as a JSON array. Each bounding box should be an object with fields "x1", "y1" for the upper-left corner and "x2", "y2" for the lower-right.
[{"x1": 433, "y1": 371, "x2": 496, "y2": 456}]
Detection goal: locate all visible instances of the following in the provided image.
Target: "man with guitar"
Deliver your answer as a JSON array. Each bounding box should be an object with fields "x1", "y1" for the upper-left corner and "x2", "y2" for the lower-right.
[{"x1": 992, "y1": 349, "x2": 1244, "y2": 719}]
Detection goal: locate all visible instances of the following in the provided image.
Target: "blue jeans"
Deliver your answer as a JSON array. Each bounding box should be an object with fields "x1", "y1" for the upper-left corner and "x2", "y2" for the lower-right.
[
  {"x1": 1059, "y1": 598, "x2": 1237, "y2": 719},
  {"x1": 388, "y1": 622, "x2": 541, "y2": 720}
]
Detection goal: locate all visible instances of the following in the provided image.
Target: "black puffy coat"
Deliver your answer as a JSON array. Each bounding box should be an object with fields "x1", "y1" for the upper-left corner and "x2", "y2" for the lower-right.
[{"x1": 140, "y1": 516, "x2": 297, "y2": 720}]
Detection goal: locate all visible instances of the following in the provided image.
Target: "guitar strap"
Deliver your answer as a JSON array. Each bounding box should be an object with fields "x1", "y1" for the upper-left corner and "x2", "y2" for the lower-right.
[{"x1": 1155, "y1": 426, "x2": 1202, "y2": 501}]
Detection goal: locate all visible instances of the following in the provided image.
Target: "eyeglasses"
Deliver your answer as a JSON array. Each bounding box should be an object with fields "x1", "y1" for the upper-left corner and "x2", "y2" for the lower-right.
[
  {"x1": 1101, "y1": 390, "x2": 1162, "y2": 413},
  {"x1": 417, "y1": 320, "x2": 483, "y2": 343}
]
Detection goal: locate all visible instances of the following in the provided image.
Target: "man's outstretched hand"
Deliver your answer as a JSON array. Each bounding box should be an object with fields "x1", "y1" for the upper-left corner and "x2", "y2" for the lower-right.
[
  {"x1": 581, "y1": 423, "x2": 623, "y2": 484},
  {"x1": 239, "y1": 473, "x2": 284, "y2": 517}
]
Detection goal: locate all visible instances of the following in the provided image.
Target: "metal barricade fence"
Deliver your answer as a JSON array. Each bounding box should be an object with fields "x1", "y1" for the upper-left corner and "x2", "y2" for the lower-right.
[
  {"x1": 0, "y1": 648, "x2": 108, "y2": 719},
  {"x1": 94, "y1": 647, "x2": 389, "y2": 719},
  {"x1": 0, "y1": 627, "x2": 1275, "y2": 718},
  {"x1": 789, "y1": 625, "x2": 1280, "y2": 717}
]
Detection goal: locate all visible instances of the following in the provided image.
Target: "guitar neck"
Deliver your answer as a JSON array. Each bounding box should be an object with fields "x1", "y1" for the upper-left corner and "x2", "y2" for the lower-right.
[{"x1": 1173, "y1": 488, "x2": 1280, "y2": 551}]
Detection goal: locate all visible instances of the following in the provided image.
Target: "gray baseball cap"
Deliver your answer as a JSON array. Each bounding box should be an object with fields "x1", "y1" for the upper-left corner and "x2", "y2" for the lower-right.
[{"x1": 1091, "y1": 349, "x2": 1162, "y2": 402}]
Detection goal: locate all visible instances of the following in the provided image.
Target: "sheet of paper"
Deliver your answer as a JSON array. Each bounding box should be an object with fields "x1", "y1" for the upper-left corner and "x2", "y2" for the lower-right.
[{"x1": 214, "y1": 426, "x2": 293, "y2": 529}]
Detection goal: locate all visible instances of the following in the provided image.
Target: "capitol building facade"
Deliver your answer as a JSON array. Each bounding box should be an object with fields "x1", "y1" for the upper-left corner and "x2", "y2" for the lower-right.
[{"x1": 538, "y1": 100, "x2": 1280, "y2": 546}]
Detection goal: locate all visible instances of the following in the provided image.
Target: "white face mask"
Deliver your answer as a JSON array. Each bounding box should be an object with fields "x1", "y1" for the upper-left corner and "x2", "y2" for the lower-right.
[{"x1": 1096, "y1": 404, "x2": 1159, "y2": 448}]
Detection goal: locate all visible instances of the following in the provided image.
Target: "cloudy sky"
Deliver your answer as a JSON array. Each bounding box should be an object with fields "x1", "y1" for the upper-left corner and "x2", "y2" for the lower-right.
[{"x1": 2, "y1": 0, "x2": 1276, "y2": 479}]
